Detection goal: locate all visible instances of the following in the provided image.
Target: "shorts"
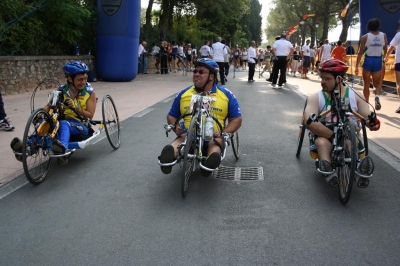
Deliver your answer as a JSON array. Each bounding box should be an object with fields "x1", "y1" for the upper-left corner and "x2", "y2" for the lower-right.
[
  {"x1": 396, "y1": 63, "x2": 400, "y2": 71},
  {"x1": 259, "y1": 59, "x2": 264, "y2": 62},
  {"x1": 362, "y1": 56, "x2": 383, "y2": 72},
  {"x1": 303, "y1": 56, "x2": 311, "y2": 67},
  {"x1": 186, "y1": 55, "x2": 192, "y2": 62},
  {"x1": 234, "y1": 56, "x2": 239, "y2": 59}
]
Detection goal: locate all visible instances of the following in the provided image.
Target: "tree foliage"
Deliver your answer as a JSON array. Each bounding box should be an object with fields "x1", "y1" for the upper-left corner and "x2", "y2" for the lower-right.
[
  {"x1": 265, "y1": 0, "x2": 359, "y2": 46},
  {"x1": 0, "y1": 0, "x2": 96, "y2": 56},
  {"x1": 141, "y1": 0, "x2": 263, "y2": 49}
]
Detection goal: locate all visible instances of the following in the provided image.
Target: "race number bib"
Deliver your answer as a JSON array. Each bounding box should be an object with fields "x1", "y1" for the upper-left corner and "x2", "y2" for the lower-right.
[{"x1": 190, "y1": 94, "x2": 216, "y2": 113}]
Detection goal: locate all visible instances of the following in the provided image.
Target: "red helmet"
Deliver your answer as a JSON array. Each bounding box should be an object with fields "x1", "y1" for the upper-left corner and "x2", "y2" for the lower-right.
[{"x1": 319, "y1": 59, "x2": 348, "y2": 74}]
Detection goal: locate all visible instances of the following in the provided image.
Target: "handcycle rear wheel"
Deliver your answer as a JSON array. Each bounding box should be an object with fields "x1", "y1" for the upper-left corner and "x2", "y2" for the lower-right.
[
  {"x1": 22, "y1": 108, "x2": 53, "y2": 185},
  {"x1": 338, "y1": 118, "x2": 357, "y2": 204},
  {"x1": 102, "y1": 95, "x2": 120, "y2": 150},
  {"x1": 296, "y1": 99, "x2": 307, "y2": 158},
  {"x1": 181, "y1": 117, "x2": 197, "y2": 197},
  {"x1": 231, "y1": 131, "x2": 240, "y2": 160}
]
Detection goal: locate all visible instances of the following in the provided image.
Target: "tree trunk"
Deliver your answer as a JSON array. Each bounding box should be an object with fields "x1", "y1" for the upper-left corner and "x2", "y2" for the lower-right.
[
  {"x1": 321, "y1": 0, "x2": 330, "y2": 42},
  {"x1": 158, "y1": 0, "x2": 170, "y2": 30},
  {"x1": 339, "y1": 16, "x2": 350, "y2": 42},
  {"x1": 145, "y1": 0, "x2": 154, "y2": 26}
]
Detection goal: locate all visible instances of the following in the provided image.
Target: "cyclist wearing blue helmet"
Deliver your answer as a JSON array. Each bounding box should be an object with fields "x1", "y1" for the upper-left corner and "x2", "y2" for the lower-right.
[
  {"x1": 10, "y1": 61, "x2": 96, "y2": 165},
  {"x1": 158, "y1": 58, "x2": 242, "y2": 176}
]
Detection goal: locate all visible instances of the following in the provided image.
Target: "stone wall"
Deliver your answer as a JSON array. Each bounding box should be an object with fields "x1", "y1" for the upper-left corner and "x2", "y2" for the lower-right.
[{"x1": 0, "y1": 56, "x2": 95, "y2": 95}]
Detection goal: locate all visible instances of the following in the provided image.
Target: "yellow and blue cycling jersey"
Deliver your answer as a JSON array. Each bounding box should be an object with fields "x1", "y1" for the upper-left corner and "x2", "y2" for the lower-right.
[
  {"x1": 58, "y1": 83, "x2": 94, "y2": 122},
  {"x1": 168, "y1": 84, "x2": 241, "y2": 131}
]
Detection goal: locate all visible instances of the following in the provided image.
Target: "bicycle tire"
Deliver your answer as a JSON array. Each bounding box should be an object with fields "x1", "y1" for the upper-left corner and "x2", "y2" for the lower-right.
[
  {"x1": 338, "y1": 118, "x2": 356, "y2": 204},
  {"x1": 296, "y1": 99, "x2": 308, "y2": 158},
  {"x1": 22, "y1": 108, "x2": 53, "y2": 185},
  {"x1": 231, "y1": 131, "x2": 240, "y2": 160},
  {"x1": 102, "y1": 95, "x2": 120, "y2": 150},
  {"x1": 181, "y1": 117, "x2": 197, "y2": 197}
]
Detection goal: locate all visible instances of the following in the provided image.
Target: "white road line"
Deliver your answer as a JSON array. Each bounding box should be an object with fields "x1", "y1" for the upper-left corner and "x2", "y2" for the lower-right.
[
  {"x1": 132, "y1": 108, "x2": 155, "y2": 117},
  {"x1": 0, "y1": 176, "x2": 28, "y2": 200}
]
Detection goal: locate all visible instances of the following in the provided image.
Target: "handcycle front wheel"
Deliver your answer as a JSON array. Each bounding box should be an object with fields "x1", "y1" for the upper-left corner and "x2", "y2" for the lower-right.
[
  {"x1": 102, "y1": 95, "x2": 120, "y2": 150},
  {"x1": 231, "y1": 131, "x2": 240, "y2": 160},
  {"x1": 296, "y1": 99, "x2": 308, "y2": 158},
  {"x1": 338, "y1": 118, "x2": 357, "y2": 205},
  {"x1": 22, "y1": 108, "x2": 53, "y2": 185},
  {"x1": 181, "y1": 117, "x2": 197, "y2": 197}
]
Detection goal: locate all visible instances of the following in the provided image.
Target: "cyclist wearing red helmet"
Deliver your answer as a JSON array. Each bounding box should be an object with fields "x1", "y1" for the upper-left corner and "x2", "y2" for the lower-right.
[
  {"x1": 10, "y1": 61, "x2": 96, "y2": 165},
  {"x1": 158, "y1": 58, "x2": 242, "y2": 176},
  {"x1": 304, "y1": 59, "x2": 380, "y2": 188}
]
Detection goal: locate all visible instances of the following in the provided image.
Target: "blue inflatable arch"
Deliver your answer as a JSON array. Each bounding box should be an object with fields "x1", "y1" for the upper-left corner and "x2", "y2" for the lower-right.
[
  {"x1": 96, "y1": 0, "x2": 141, "y2": 81},
  {"x1": 359, "y1": 0, "x2": 400, "y2": 42}
]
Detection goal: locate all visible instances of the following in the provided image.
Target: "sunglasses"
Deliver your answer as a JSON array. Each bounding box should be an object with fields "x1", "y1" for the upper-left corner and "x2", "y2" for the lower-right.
[{"x1": 193, "y1": 69, "x2": 209, "y2": 75}]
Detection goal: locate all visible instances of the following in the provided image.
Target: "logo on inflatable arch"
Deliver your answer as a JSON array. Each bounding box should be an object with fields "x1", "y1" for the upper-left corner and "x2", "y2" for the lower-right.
[
  {"x1": 102, "y1": 0, "x2": 122, "y2": 17},
  {"x1": 379, "y1": 0, "x2": 400, "y2": 14}
]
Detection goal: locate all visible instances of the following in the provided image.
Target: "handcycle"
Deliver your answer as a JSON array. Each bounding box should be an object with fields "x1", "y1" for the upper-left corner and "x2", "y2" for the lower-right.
[
  {"x1": 158, "y1": 92, "x2": 240, "y2": 197},
  {"x1": 295, "y1": 84, "x2": 376, "y2": 204},
  {"x1": 14, "y1": 79, "x2": 121, "y2": 185}
]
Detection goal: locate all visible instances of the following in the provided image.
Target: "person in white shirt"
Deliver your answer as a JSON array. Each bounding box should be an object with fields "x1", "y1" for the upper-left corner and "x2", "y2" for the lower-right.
[
  {"x1": 211, "y1": 37, "x2": 228, "y2": 85},
  {"x1": 151, "y1": 42, "x2": 161, "y2": 74},
  {"x1": 309, "y1": 46, "x2": 316, "y2": 74},
  {"x1": 384, "y1": 29, "x2": 400, "y2": 113},
  {"x1": 200, "y1": 40, "x2": 211, "y2": 58},
  {"x1": 270, "y1": 34, "x2": 294, "y2": 87},
  {"x1": 222, "y1": 39, "x2": 231, "y2": 83},
  {"x1": 301, "y1": 39, "x2": 311, "y2": 79},
  {"x1": 247, "y1": 40, "x2": 258, "y2": 82},
  {"x1": 355, "y1": 18, "x2": 387, "y2": 110},
  {"x1": 319, "y1": 40, "x2": 332, "y2": 63},
  {"x1": 138, "y1": 40, "x2": 148, "y2": 74}
]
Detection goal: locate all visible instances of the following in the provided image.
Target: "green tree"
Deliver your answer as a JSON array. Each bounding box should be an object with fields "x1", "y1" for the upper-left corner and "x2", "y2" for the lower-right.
[{"x1": 0, "y1": 0, "x2": 95, "y2": 55}]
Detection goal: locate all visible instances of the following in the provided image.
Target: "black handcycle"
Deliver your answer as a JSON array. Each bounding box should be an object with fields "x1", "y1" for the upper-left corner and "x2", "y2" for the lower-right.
[
  {"x1": 295, "y1": 87, "x2": 375, "y2": 204},
  {"x1": 158, "y1": 92, "x2": 240, "y2": 197}
]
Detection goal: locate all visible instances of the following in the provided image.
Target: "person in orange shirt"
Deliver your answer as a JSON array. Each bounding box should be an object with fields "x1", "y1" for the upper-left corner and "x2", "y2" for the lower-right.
[{"x1": 330, "y1": 40, "x2": 346, "y2": 62}]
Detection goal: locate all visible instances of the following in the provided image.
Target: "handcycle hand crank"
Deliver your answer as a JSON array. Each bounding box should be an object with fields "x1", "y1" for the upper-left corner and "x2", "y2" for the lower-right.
[{"x1": 164, "y1": 124, "x2": 175, "y2": 137}]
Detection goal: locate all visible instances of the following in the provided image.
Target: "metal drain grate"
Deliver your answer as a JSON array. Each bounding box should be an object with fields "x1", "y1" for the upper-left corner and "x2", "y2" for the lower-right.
[{"x1": 212, "y1": 165, "x2": 264, "y2": 181}]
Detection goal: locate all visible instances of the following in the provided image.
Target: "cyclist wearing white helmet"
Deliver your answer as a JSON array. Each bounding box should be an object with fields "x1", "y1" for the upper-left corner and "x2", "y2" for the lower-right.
[{"x1": 158, "y1": 58, "x2": 242, "y2": 176}]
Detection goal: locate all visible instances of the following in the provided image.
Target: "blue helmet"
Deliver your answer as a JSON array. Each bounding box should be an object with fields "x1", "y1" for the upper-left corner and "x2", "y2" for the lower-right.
[
  {"x1": 63, "y1": 61, "x2": 89, "y2": 77},
  {"x1": 194, "y1": 58, "x2": 219, "y2": 74}
]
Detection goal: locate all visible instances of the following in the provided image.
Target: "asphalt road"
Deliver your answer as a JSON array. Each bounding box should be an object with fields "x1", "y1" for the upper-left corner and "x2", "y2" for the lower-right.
[{"x1": 1, "y1": 70, "x2": 400, "y2": 265}]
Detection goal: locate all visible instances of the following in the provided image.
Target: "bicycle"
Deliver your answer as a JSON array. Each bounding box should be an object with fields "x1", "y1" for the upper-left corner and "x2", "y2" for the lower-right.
[
  {"x1": 158, "y1": 92, "x2": 240, "y2": 197},
  {"x1": 14, "y1": 79, "x2": 121, "y2": 185},
  {"x1": 295, "y1": 84, "x2": 375, "y2": 204}
]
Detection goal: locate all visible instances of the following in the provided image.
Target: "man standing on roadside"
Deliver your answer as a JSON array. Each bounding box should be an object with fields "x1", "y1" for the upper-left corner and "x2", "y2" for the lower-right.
[
  {"x1": 301, "y1": 39, "x2": 311, "y2": 79},
  {"x1": 200, "y1": 40, "x2": 212, "y2": 58},
  {"x1": 0, "y1": 91, "x2": 14, "y2": 131},
  {"x1": 138, "y1": 40, "x2": 149, "y2": 74},
  {"x1": 247, "y1": 41, "x2": 258, "y2": 82},
  {"x1": 319, "y1": 39, "x2": 332, "y2": 63},
  {"x1": 211, "y1": 37, "x2": 227, "y2": 85},
  {"x1": 345, "y1": 40, "x2": 355, "y2": 55},
  {"x1": 270, "y1": 34, "x2": 293, "y2": 88},
  {"x1": 221, "y1": 39, "x2": 231, "y2": 83}
]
